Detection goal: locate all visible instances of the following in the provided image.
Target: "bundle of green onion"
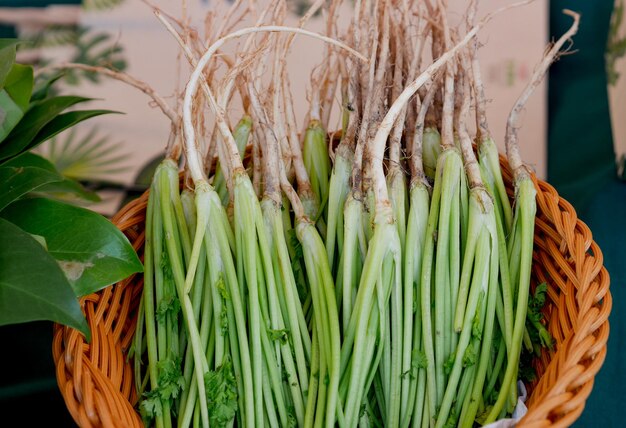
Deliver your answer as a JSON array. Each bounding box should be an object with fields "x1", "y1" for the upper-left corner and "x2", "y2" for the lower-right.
[{"x1": 129, "y1": 1, "x2": 580, "y2": 427}]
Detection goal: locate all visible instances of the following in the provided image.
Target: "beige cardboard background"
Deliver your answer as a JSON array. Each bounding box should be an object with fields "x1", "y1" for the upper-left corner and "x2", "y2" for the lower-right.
[{"x1": 54, "y1": 0, "x2": 547, "y2": 214}]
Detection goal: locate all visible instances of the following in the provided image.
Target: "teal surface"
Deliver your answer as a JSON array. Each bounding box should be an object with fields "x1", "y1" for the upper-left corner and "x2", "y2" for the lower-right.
[{"x1": 549, "y1": 1, "x2": 626, "y2": 427}]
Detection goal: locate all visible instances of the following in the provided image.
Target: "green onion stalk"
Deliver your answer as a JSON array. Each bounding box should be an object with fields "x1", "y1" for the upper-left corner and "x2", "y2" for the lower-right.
[
  {"x1": 435, "y1": 70, "x2": 499, "y2": 428},
  {"x1": 465, "y1": 2, "x2": 512, "y2": 239},
  {"x1": 329, "y1": 73, "x2": 364, "y2": 332},
  {"x1": 399, "y1": 75, "x2": 437, "y2": 428},
  {"x1": 179, "y1": 42, "x2": 266, "y2": 426},
  {"x1": 379, "y1": 17, "x2": 421, "y2": 425},
  {"x1": 325, "y1": 124, "x2": 355, "y2": 278},
  {"x1": 276, "y1": 25, "x2": 370, "y2": 427},
  {"x1": 422, "y1": 126, "x2": 442, "y2": 181},
  {"x1": 212, "y1": 115, "x2": 252, "y2": 206},
  {"x1": 484, "y1": 11, "x2": 580, "y2": 422},
  {"x1": 250, "y1": 68, "x2": 312, "y2": 425},
  {"x1": 136, "y1": 166, "x2": 166, "y2": 428},
  {"x1": 339, "y1": 23, "x2": 379, "y2": 336},
  {"x1": 465, "y1": 23, "x2": 517, "y2": 408},
  {"x1": 302, "y1": 119, "x2": 329, "y2": 233},
  {"x1": 297, "y1": 217, "x2": 342, "y2": 428},
  {"x1": 407, "y1": 8, "x2": 516, "y2": 422},
  {"x1": 176, "y1": 188, "x2": 209, "y2": 427},
  {"x1": 138, "y1": 135, "x2": 222, "y2": 428},
  {"x1": 301, "y1": 0, "x2": 341, "y2": 234},
  {"x1": 422, "y1": 50, "x2": 465, "y2": 421},
  {"x1": 282, "y1": 70, "x2": 318, "y2": 318},
  {"x1": 275, "y1": 123, "x2": 342, "y2": 428},
  {"x1": 338, "y1": 137, "x2": 374, "y2": 425},
  {"x1": 182, "y1": 25, "x2": 366, "y2": 427},
  {"x1": 339, "y1": 13, "x2": 398, "y2": 424},
  {"x1": 239, "y1": 42, "x2": 309, "y2": 426},
  {"x1": 329, "y1": 0, "x2": 368, "y2": 337},
  {"x1": 230, "y1": 113, "x2": 291, "y2": 427},
  {"x1": 340, "y1": 24, "x2": 484, "y2": 425},
  {"x1": 162, "y1": 24, "x2": 263, "y2": 427},
  {"x1": 156, "y1": 158, "x2": 209, "y2": 428},
  {"x1": 273, "y1": 33, "x2": 356, "y2": 428}
]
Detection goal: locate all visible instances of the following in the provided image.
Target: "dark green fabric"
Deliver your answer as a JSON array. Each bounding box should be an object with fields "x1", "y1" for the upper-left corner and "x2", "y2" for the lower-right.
[
  {"x1": 548, "y1": 1, "x2": 616, "y2": 210},
  {"x1": 549, "y1": 1, "x2": 626, "y2": 427}
]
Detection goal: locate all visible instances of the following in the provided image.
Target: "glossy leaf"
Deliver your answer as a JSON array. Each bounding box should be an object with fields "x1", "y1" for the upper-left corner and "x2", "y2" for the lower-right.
[
  {"x1": 0, "y1": 64, "x2": 34, "y2": 142},
  {"x1": 0, "y1": 96, "x2": 92, "y2": 161},
  {"x1": 3, "y1": 152, "x2": 57, "y2": 171},
  {"x1": 0, "y1": 166, "x2": 63, "y2": 210},
  {"x1": 2, "y1": 198, "x2": 142, "y2": 296},
  {"x1": 4, "y1": 64, "x2": 33, "y2": 111},
  {"x1": 30, "y1": 73, "x2": 64, "y2": 102},
  {"x1": 24, "y1": 109, "x2": 120, "y2": 153},
  {"x1": 0, "y1": 91, "x2": 23, "y2": 143},
  {"x1": 36, "y1": 179, "x2": 101, "y2": 203},
  {"x1": 0, "y1": 217, "x2": 89, "y2": 337},
  {"x1": 3, "y1": 153, "x2": 100, "y2": 202},
  {"x1": 0, "y1": 39, "x2": 19, "y2": 89}
]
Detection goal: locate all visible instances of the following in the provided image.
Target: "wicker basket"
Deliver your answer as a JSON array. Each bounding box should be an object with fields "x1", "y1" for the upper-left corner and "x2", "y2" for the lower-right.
[{"x1": 52, "y1": 153, "x2": 611, "y2": 428}]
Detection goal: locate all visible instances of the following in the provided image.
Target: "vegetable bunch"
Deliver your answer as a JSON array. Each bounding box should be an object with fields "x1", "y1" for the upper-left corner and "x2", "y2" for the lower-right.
[{"x1": 108, "y1": 1, "x2": 581, "y2": 427}]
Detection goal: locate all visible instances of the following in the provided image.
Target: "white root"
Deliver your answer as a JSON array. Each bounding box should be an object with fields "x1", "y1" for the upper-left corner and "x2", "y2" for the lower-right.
[
  {"x1": 369, "y1": 0, "x2": 538, "y2": 207},
  {"x1": 174, "y1": 23, "x2": 366, "y2": 185},
  {"x1": 457, "y1": 51, "x2": 483, "y2": 189}
]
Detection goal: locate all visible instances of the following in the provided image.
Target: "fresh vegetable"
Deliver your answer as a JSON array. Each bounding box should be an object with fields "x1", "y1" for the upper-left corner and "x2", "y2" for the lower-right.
[{"x1": 44, "y1": 1, "x2": 581, "y2": 427}]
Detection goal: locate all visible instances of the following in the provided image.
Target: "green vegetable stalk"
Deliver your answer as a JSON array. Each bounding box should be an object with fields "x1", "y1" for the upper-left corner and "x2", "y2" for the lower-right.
[{"x1": 484, "y1": 11, "x2": 579, "y2": 423}]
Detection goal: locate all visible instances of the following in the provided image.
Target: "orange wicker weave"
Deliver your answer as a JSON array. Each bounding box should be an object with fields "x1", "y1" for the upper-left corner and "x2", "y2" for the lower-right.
[{"x1": 52, "y1": 154, "x2": 611, "y2": 428}]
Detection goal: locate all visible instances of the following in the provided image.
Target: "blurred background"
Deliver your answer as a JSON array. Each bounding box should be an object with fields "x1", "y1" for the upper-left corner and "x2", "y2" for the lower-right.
[{"x1": 0, "y1": 0, "x2": 623, "y2": 426}]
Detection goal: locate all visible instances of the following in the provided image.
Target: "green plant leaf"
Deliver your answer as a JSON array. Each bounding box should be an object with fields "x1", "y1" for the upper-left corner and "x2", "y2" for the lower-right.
[
  {"x1": 0, "y1": 64, "x2": 34, "y2": 142},
  {"x1": 0, "y1": 166, "x2": 63, "y2": 210},
  {"x1": 3, "y1": 153, "x2": 100, "y2": 202},
  {"x1": 0, "y1": 217, "x2": 89, "y2": 337},
  {"x1": 0, "y1": 39, "x2": 20, "y2": 89},
  {"x1": 36, "y1": 179, "x2": 101, "y2": 203},
  {"x1": 0, "y1": 91, "x2": 23, "y2": 143},
  {"x1": 24, "y1": 109, "x2": 120, "y2": 154},
  {"x1": 31, "y1": 73, "x2": 64, "y2": 102},
  {"x1": 0, "y1": 96, "x2": 93, "y2": 161},
  {"x1": 4, "y1": 152, "x2": 57, "y2": 171},
  {"x1": 1, "y1": 198, "x2": 142, "y2": 296},
  {"x1": 4, "y1": 64, "x2": 33, "y2": 111}
]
